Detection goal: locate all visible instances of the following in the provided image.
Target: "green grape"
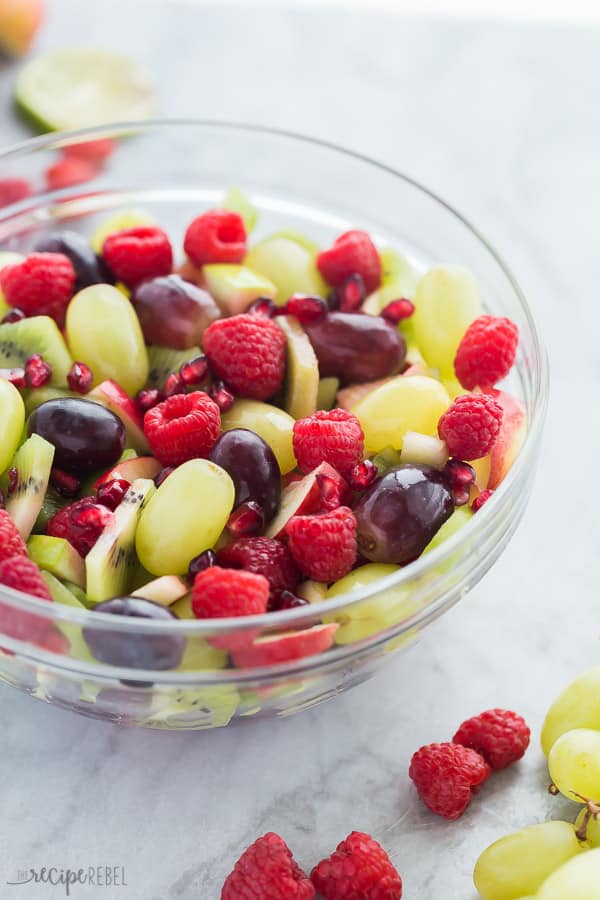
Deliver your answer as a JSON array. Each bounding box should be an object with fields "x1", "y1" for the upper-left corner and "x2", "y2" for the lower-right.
[
  {"x1": 423, "y1": 506, "x2": 473, "y2": 558},
  {"x1": 66, "y1": 284, "x2": 149, "y2": 395},
  {"x1": 473, "y1": 821, "x2": 585, "y2": 900},
  {"x1": 548, "y1": 729, "x2": 600, "y2": 802},
  {"x1": 0, "y1": 378, "x2": 25, "y2": 474},
  {"x1": 136, "y1": 459, "x2": 235, "y2": 575},
  {"x1": 537, "y1": 848, "x2": 600, "y2": 899},
  {"x1": 245, "y1": 234, "x2": 326, "y2": 304},
  {"x1": 90, "y1": 209, "x2": 154, "y2": 254},
  {"x1": 575, "y1": 807, "x2": 600, "y2": 847},
  {"x1": 541, "y1": 667, "x2": 600, "y2": 756},
  {"x1": 412, "y1": 264, "x2": 482, "y2": 375},
  {"x1": 221, "y1": 399, "x2": 296, "y2": 474},
  {"x1": 351, "y1": 375, "x2": 451, "y2": 455}
]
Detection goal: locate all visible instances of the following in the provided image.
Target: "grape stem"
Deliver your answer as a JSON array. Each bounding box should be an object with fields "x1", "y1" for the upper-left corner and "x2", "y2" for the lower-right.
[{"x1": 572, "y1": 794, "x2": 600, "y2": 842}]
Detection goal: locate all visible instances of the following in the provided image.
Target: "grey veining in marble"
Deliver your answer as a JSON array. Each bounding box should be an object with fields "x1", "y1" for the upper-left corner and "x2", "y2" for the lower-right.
[{"x1": 0, "y1": 3, "x2": 598, "y2": 898}]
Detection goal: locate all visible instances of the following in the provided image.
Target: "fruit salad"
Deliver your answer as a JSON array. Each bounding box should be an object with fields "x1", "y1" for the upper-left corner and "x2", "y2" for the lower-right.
[{"x1": 0, "y1": 191, "x2": 525, "y2": 674}]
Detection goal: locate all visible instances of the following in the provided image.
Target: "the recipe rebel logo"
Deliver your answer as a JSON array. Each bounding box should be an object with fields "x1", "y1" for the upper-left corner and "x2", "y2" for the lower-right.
[{"x1": 6, "y1": 866, "x2": 128, "y2": 896}]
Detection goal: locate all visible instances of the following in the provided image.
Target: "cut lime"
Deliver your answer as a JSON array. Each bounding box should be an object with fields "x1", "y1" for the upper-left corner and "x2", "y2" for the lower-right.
[{"x1": 15, "y1": 48, "x2": 154, "y2": 132}]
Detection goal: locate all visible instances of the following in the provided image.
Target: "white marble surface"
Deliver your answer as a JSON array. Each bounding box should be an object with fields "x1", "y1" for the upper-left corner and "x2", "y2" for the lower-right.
[{"x1": 0, "y1": 4, "x2": 598, "y2": 898}]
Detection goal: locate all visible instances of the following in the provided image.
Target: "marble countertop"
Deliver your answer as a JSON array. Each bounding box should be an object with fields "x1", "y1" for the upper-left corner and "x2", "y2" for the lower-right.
[{"x1": 1, "y1": 4, "x2": 597, "y2": 898}]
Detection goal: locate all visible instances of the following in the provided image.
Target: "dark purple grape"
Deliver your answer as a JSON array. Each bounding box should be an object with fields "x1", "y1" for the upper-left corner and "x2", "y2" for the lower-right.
[
  {"x1": 34, "y1": 230, "x2": 106, "y2": 291},
  {"x1": 28, "y1": 398, "x2": 125, "y2": 474},
  {"x1": 305, "y1": 311, "x2": 406, "y2": 384},
  {"x1": 83, "y1": 597, "x2": 185, "y2": 670},
  {"x1": 354, "y1": 464, "x2": 454, "y2": 564},
  {"x1": 132, "y1": 274, "x2": 220, "y2": 349},
  {"x1": 209, "y1": 428, "x2": 281, "y2": 523}
]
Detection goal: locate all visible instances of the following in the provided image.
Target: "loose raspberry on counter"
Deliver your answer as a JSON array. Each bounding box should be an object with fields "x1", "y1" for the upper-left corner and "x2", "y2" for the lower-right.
[
  {"x1": 453, "y1": 708, "x2": 531, "y2": 771},
  {"x1": 0, "y1": 510, "x2": 28, "y2": 564},
  {"x1": 218, "y1": 536, "x2": 300, "y2": 608},
  {"x1": 285, "y1": 506, "x2": 357, "y2": 583},
  {"x1": 0, "y1": 556, "x2": 53, "y2": 643},
  {"x1": 311, "y1": 831, "x2": 402, "y2": 900},
  {"x1": 45, "y1": 156, "x2": 99, "y2": 190},
  {"x1": 102, "y1": 225, "x2": 173, "y2": 288},
  {"x1": 184, "y1": 209, "x2": 246, "y2": 267},
  {"x1": 454, "y1": 315, "x2": 519, "y2": 390},
  {"x1": 144, "y1": 391, "x2": 221, "y2": 468},
  {"x1": 0, "y1": 252, "x2": 76, "y2": 327},
  {"x1": 46, "y1": 498, "x2": 113, "y2": 558},
  {"x1": 221, "y1": 832, "x2": 315, "y2": 900},
  {"x1": 203, "y1": 313, "x2": 286, "y2": 402},
  {"x1": 0, "y1": 177, "x2": 32, "y2": 208},
  {"x1": 293, "y1": 408, "x2": 365, "y2": 480},
  {"x1": 317, "y1": 230, "x2": 382, "y2": 294},
  {"x1": 192, "y1": 565, "x2": 269, "y2": 619},
  {"x1": 409, "y1": 742, "x2": 491, "y2": 820},
  {"x1": 438, "y1": 393, "x2": 503, "y2": 460}
]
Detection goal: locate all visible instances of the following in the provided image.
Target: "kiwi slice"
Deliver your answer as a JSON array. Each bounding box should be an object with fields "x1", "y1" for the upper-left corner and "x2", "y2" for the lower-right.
[
  {"x1": 3, "y1": 434, "x2": 54, "y2": 539},
  {"x1": 28, "y1": 535, "x2": 86, "y2": 588},
  {"x1": 32, "y1": 485, "x2": 68, "y2": 534},
  {"x1": 276, "y1": 316, "x2": 319, "y2": 419},
  {"x1": 85, "y1": 477, "x2": 155, "y2": 604},
  {"x1": 40, "y1": 572, "x2": 95, "y2": 663},
  {"x1": 146, "y1": 345, "x2": 202, "y2": 391},
  {"x1": 145, "y1": 685, "x2": 239, "y2": 728},
  {"x1": 0, "y1": 316, "x2": 73, "y2": 387}
]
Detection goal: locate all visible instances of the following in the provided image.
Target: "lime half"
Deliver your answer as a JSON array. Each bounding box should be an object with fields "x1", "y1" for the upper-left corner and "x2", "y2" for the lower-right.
[{"x1": 15, "y1": 48, "x2": 155, "y2": 132}]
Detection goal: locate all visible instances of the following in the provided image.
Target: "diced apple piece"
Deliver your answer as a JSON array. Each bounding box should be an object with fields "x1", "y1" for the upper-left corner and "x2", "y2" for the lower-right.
[
  {"x1": 231, "y1": 623, "x2": 338, "y2": 668},
  {"x1": 486, "y1": 389, "x2": 527, "y2": 489},
  {"x1": 401, "y1": 432, "x2": 449, "y2": 469},
  {"x1": 265, "y1": 461, "x2": 341, "y2": 538},
  {"x1": 93, "y1": 455, "x2": 162, "y2": 490},
  {"x1": 203, "y1": 264, "x2": 277, "y2": 315},
  {"x1": 89, "y1": 379, "x2": 150, "y2": 454},
  {"x1": 0, "y1": 0, "x2": 43, "y2": 57},
  {"x1": 276, "y1": 315, "x2": 319, "y2": 419},
  {"x1": 132, "y1": 576, "x2": 189, "y2": 607}
]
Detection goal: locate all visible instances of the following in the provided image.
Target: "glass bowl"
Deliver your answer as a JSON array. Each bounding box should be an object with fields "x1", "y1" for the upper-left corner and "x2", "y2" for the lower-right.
[{"x1": 0, "y1": 121, "x2": 548, "y2": 729}]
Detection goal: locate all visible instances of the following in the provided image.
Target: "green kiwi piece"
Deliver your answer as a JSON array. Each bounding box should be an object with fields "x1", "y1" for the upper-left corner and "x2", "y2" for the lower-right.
[
  {"x1": 28, "y1": 535, "x2": 86, "y2": 588},
  {"x1": 0, "y1": 316, "x2": 73, "y2": 387},
  {"x1": 146, "y1": 345, "x2": 202, "y2": 391},
  {"x1": 40, "y1": 572, "x2": 95, "y2": 662},
  {"x1": 2, "y1": 434, "x2": 54, "y2": 539},
  {"x1": 85, "y1": 477, "x2": 155, "y2": 604}
]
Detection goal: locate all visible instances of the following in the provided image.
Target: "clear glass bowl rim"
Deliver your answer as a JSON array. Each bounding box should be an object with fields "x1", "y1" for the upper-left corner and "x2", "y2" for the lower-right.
[{"x1": 0, "y1": 118, "x2": 549, "y2": 645}]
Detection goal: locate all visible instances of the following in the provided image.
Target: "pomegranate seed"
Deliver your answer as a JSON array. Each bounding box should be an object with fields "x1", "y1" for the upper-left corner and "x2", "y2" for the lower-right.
[
  {"x1": 209, "y1": 380, "x2": 235, "y2": 412},
  {"x1": 179, "y1": 355, "x2": 209, "y2": 386},
  {"x1": 337, "y1": 273, "x2": 366, "y2": 312},
  {"x1": 50, "y1": 468, "x2": 81, "y2": 498},
  {"x1": 1, "y1": 367, "x2": 26, "y2": 388},
  {"x1": 453, "y1": 486, "x2": 472, "y2": 507},
  {"x1": 316, "y1": 472, "x2": 341, "y2": 509},
  {"x1": 96, "y1": 478, "x2": 130, "y2": 510},
  {"x1": 248, "y1": 296, "x2": 276, "y2": 318},
  {"x1": 154, "y1": 467, "x2": 174, "y2": 488},
  {"x1": 67, "y1": 361, "x2": 93, "y2": 394},
  {"x1": 349, "y1": 459, "x2": 378, "y2": 491},
  {"x1": 1, "y1": 307, "x2": 26, "y2": 324},
  {"x1": 285, "y1": 294, "x2": 327, "y2": 324},
  {"x1": 164, "y1": 373, "x2": 186, "y2": 397},
  {"x1": 137, "y1": 388, "x2": 163, "y2": 412},
  {"x1": 226, "y1": 501, "x2": 264, "y2": 537},
  {"x1": 472, "y1": 489, "x2": 494, "y2": 511},
  {"x1": 275, "y1": 590, "x2": 309, "y2": 611},
  {"x1": 188, "y1": 549, "x2": 216, "y2": 580},
  {"x1": 381, "y1": 298, "x2": 415, "y2": 324},
  {"x1": 7, "y1": 467, "x2": 18, "y2": 495},
  {"x1": 445, "y1": 459, "x2": 476, "y2": 488},
  {"x1": 24, "y1": 354, "x2": 52, "y2": 388}
]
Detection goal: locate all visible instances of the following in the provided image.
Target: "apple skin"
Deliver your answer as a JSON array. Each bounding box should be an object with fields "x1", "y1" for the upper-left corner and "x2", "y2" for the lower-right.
[
  {"x1": 486, "y1": 388, "x2": 527, "y2": 489},
  {"x1": 89, "y1": 379, "x2": 150, "y2": 454},
  {"x1": 0, "y1": 0, "x2": 43, "y2": 57},
  {"x1": 93, "y1": 455, "x2": 162, "y2": 490},
  {"x1": 231, "y1": 623, "x2": 338, "y2": 668}
]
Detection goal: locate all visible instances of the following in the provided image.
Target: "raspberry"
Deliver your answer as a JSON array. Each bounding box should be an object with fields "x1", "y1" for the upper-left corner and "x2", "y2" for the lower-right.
[
  {"x1": 45, "y1": 156, "x2": 98, "y2": 190},
  {"x1": 64, "y1": 138, "x2": 116, "y2": 163},
  {"x1": 184, "y1": 209, "x2": 246, "y2": 267},
  {"x1": 0, "y1": 177, "x2": 32, "y2": 208},
  {"x1": 0, "y1": 510, "x2": 28, "y2": 563},
  {"x1": 317, "y1": 230, "x2": 382, "y2": 294},
  {"x1": 143, "y1": 391, "x2": 221, "y2": 467},
  {"x1": 218, "y1": 537, "x2": 300, "y2": 607},
  {"x1": 293, "y1": 408, "x2": 365, "y2": 480},
  {"x1": 438, "y1": 393, "x2": 503, "y2": 460},
  {"x1": 285, "y1": 506, "x2": 357, "y2": 582},
  {"x1": 454, "y1": 315, "x2": 519, "y2": 390},
  {"x1": 221, "y1": 832, "x2": 315, "y2": 900},
  {"x1": 191, "y1": 566, "x2": 269, "y2": 619},
  {"x1": 203, "y1": 314, "x2": 286, "y2": 401},
  {"x1": 0, "y1": 556, "x2": 53, "y2": 643},
  {"x1": 453, "y1": 708, "x2": 531, "y2": 770},
  {"x1": 311, "y1": 831, "x2": 402, "y2": 900},
  {"x1": 102, "y1": 226, "x2": 173, "y2": 288},
  {"x1": 0, "y1": 253, "x2": 76, "y2": 326},
  {"x1": 409, "y1": 742, "x2": 491, "y2": 820},
  {"x1": 46, "y1": 498, "x2": 112, "y2": 558}
]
